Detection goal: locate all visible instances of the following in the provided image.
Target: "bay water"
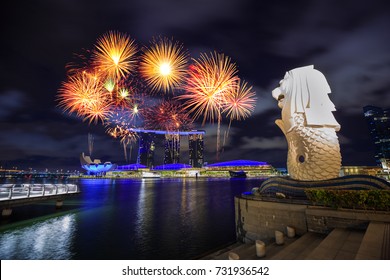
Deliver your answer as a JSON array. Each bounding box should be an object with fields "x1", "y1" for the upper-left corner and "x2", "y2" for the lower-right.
[{"x1": 0, "y1": 177, "x2": 264, "y2": 260}]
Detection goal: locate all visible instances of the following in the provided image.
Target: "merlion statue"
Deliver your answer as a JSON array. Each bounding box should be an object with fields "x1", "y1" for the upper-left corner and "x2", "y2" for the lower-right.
[{"x1": 272, "y1": 65, "x2": 341, "y2": 181}]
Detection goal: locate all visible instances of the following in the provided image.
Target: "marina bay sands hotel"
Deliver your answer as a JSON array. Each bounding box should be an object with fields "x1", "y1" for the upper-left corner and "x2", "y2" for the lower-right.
[{"x1": 135, "y1": 129, "x2": 205, "y2": 168}]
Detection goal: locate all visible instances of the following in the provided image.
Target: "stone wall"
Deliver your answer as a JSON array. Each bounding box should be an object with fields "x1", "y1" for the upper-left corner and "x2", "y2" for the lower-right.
[
  {"x1": 235, "y1": 196, "x2": 390, "y2": 243},
  {"x1": 306, "y1": 207, "x2": 390, "y2": 234},
  {"x1": 235, "y1": 196, "x2": 308, "y2": 243}
]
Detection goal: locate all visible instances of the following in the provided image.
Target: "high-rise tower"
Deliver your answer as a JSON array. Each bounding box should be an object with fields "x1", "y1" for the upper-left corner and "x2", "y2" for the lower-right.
[
  {"x1": 188, "y1": 132, "x2": 204, "y2": 168},
  {"x1": 137, "y1": 133, "x2": 156, "y2": 168},
  {"x1": 363, "y1": 106, "x2": 390, "y2": 168},
  {"x1": 164, "y1": 134, "x2": 180, "y2": 164}
]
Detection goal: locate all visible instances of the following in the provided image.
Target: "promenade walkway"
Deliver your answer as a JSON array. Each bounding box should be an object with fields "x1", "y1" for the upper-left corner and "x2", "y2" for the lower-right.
[{"x1": 0, "y1": 183, "x2": 80, "y2": 216}]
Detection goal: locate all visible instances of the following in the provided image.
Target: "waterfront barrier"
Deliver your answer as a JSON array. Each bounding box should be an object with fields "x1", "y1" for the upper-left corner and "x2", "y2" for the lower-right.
[
  {"x1": 0, "y1": 183, "x2": 78, "y2": 200},
  {"x1": 275, "y1": 230, "x2": 284, "y2": 245},
  {"x1": 0, "y1": 183, "x2": 79, "y2": 216},
  {"x1": 228, "y1": 252, "x2": 240, "y2": 260},
  {"x1": 287, "y1": 226, "x2": 296, "y2": 238},
  {"x1": 255, "y1": 240, "x2": 266, "y2": 257}
]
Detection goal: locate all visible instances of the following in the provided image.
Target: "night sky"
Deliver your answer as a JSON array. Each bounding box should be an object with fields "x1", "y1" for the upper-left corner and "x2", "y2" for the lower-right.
[{"x1": 1, "y1": 0, "x2": 389, "y2": 171}]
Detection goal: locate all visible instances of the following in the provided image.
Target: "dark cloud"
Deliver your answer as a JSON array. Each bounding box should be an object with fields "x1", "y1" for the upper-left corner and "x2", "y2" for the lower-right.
[
  {"x1": 0, "y1": 90, "x2": 27, "y2": 118},
  {"x1": 0, "y1": 0, "x2": 388, "y2": 170}
]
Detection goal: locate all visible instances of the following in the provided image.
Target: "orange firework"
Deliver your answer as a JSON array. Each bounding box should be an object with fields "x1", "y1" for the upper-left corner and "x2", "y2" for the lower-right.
[
  {"x1": 140, "y1": 37, "x2": 188, "y2": 93},
  {"x1": 57, "y1": 71, "x2": 113, "y2": 124},
  {"x1": 177, "y1": 51, "x2": 238, "y2": 160},
  {"x1": 223, "y1": 79, "x2": 256, "y2": 121},
  {"x1": 106, "y1": 125, "x2": 138, "y2": 144},
  {"x1": 92, "y1": 31, "x2": 137, "y2": 80},
  {"x1": 143, "y1": 100, "x2": 193, "y2": 131},
  {"x1": 178, "y1": 51, "x2": 238, "y2": 125},
  {"x1": 82, "y1": 95, "x2": 113, "y2": 124}
]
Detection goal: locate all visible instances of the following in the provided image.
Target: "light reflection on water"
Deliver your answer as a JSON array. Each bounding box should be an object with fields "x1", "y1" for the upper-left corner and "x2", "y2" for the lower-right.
[
  {"x1": 0, "y1": 214, "x2": 76, "y2": 259},
  {"x1": 0, "y1": 178, "x2": 264, "y2": 259}
]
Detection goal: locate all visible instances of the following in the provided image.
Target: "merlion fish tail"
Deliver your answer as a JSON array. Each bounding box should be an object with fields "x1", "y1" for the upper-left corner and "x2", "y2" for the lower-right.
[{"x1": 282, "y1": 114, "x2": 341, "y2": 181}]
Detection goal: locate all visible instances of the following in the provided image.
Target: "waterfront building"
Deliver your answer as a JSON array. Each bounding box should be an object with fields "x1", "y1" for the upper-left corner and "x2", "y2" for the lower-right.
[
  {"x1": 164, "y1": 134, "x2": 180, "y2": 164},
  {"x1": 131, "y1": 129, "x2": 205, "y2": 168},
  {"x1": 205, "y1": 160, "x2": 278, "y2": 176},
  {"x1": 79, "y1": 152, "x2": 116, "y2": 175},
  {"x1": 137, "y1": 133, "x2": 156, "y2": 168},
  {"x1": 363, "y1": 106, "x2": 390, "y2": 170},
  {"x1": 339, "y1": 165, "x2": 383, "y2": 177},
  {"x1": 188, "y1": 132, "x2": 204, "y2": 168}
]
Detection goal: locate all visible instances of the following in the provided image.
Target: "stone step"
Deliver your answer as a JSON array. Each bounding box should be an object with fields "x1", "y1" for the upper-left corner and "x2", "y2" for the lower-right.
[
  {"x1": 355, "y1": 222, "x2": 390, "y2": 260},
  {"x1": 200, "y1": 243, "x2": 253, "y2": 260},
  {"x1": 201, "y1": 235, "x2": 299, "y2": 260},
  {"x1": 382, "y1": 223, "x2": 390, "y2": 260},
  {"x1": 305, "y1": 228, "x2": 365, "y2": 260},
  {"x1": 199, "y1": 242, "x2": 245, "y2": 260},
  {"x1": 270, "y1": 232, "x2": 326, "y2": 260}
]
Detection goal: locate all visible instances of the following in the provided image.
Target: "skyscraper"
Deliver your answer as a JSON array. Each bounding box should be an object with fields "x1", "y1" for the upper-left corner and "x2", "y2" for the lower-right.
[
  {"x1": 188, "y1": 132, "x2": 204, "y2": 167},
  {"x1": 164, "y1": 134, "x2": 180, "y2": 164},
  {"x1": 363, "y1": 106, "x2": 390, "y2": 168},
  {"x1": 137, "y1": 133, "x2": 156, "y2": 168}
]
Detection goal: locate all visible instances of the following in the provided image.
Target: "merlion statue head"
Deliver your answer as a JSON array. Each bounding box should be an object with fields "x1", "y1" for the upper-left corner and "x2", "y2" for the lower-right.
[{"x1": 272, "y1": 65, "x2": 340, "y2": 133}]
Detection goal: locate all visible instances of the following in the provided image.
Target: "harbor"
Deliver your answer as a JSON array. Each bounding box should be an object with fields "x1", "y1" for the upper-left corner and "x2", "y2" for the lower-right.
[{"x1": 0, "y1": 177, "x2": 260, "y2": 260}]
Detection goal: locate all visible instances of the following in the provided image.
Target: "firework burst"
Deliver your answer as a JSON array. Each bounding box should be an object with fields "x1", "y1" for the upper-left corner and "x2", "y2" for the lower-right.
[
  {"x1": 222, "y1": 79, "x2": 257, "y2": 148},
  {"x1": 140, "y1": 37, "x2": 188, "y2": 93},
  {"x1": 176, "y1": 52, "x2": 240, "y2": 160},
  {"x1": 143, "y1": 100, "x2": 193, "y2": 131},
  {"x1": 92, "y1": 31, "x2": 137, "y2": 80},
  {"x1": 223, "y1": 79, "x2": 257, "y2": 121},
  {"x1": 58, "y1": 30, "x2": 257, "y2": 164},
  {"x1": 57, "y1": 71, "x2": 113, "y2": 124},
  {"x1": 178, "y1": 52, "x2": 238, "y2": 125},
  {"x1": 106, "y1": 125, "x2": 138, "y2": 143}
]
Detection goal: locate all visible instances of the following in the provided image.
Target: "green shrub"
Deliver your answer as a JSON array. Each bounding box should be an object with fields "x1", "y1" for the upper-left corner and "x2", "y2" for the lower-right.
[{"x1": 304, "y1": 189, "x2": 390, "y2": 211}]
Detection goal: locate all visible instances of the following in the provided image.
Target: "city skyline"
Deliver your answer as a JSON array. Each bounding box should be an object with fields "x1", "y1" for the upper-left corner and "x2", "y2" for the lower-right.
[{"x1": 1, "y1": 0, "x2": 390, "y2": 170}]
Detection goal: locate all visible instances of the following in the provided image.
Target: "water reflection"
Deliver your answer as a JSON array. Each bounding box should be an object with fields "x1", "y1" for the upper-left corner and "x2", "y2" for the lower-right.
[
  {"x1": 0, "y1": 214, "x2": 76, "y2": 259},
  {"x1": 0, "y1": 178, "x2": 263, "y2": 259}
]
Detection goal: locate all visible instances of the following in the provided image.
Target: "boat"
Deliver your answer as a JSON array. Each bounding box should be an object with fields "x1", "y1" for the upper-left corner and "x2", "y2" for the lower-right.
[
  {"x1": 229, "y1": 170, "x2": 247, "y2": 178},
  {"x1": 141, "y1": 171, "x2": 161, "y2": 178}
]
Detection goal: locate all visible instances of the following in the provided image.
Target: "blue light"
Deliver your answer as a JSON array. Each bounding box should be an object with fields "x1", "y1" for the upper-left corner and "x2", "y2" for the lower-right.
[
  {"x1": 116, "y1": 163, "x2": 147, "y2": 170},
  {"x1": 81, "y1": 163, "x2": 116, "y2": 174},
  {"x1": 207, "y1": 160, "x2": 268, "y2": 167},
  {"x1": 152, "y1": 163, "x2": 192, "y2": 170},
  {"x1": 129, "y1": 128, "x2": 205, "y2": 135}
]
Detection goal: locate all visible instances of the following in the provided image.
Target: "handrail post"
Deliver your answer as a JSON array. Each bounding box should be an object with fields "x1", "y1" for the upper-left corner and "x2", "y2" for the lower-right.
[
  {"x1": 27, "y1": 185, "x2": 31, "y2": 198},
  {"x1": 8, "y1": 187, "x2": 12, "y2": 199}
]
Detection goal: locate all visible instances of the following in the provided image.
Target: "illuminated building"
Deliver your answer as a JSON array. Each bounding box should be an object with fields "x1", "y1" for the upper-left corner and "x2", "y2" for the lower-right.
[
  {"x1": 79, "y1": 152, "x2": 116, "y2": 175},
  {"x1": 132, "y1": 129, "x2": 205, "y2": 168},
  {"x1": 339, "y1": 165, "x2": 382, "y2": 176},
  {"x1": 137, "y1": 133, "x2": 156, "y2": 168},
  {"x1": 164, "y1": 134, "x2": 180, "y2": 164},
  {"x1": 188, "y1": 132, "x2": 204, "y2": 168},
  {"x1": 363, "y1": 106, "x2": 390, "y2": 169},
  {"x1": 205, "y1": 160, "x2": 277, "y2": 176}
]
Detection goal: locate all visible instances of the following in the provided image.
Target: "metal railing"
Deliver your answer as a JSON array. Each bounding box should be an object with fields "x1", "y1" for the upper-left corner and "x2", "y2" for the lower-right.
[{"x1": 0, "y1": 184, "x2": 79, "y2": 201}]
